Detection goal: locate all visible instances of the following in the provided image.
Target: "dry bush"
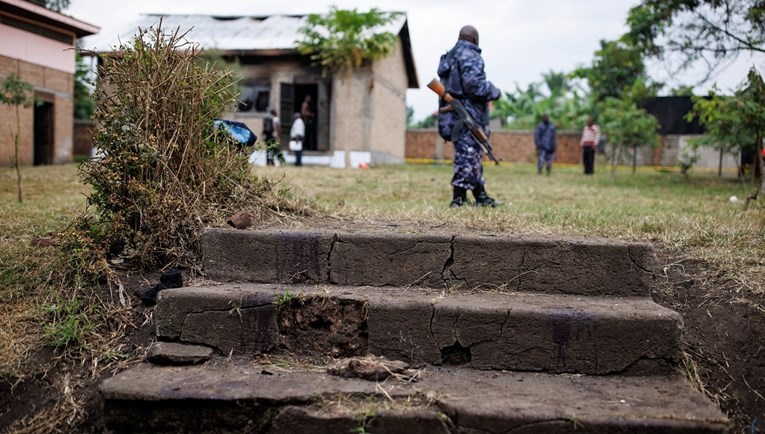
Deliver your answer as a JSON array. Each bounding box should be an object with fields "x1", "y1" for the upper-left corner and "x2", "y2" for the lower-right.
[{"x1": 80, "y1": 24, "x2": 310, "y2": 270}]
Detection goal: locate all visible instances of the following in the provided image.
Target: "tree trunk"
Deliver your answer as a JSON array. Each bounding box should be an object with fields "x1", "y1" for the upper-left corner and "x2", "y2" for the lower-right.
[
  {"x1": 13, "y1": 106, "x2": 22, "y2": 203},
  {"x1": 718, "y1": 147, "x2": 723, "y2": 177},
  {"x1": 610, "y1": 142, "x2": 622, "y2": 183},
  {"x1": 632, "y1": 144, "x2": 637, "y2": 174},
  {"x1": 755, "y1": 131, "x2": 765, "y2": 193}
]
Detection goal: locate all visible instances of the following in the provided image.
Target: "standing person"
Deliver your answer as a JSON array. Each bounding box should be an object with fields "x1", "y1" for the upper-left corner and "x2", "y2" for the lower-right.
[
  {"x1": 300, "y1": 95, "x2": 315, "y2": 150},
  {"x1": 580, "y1": 116, "x2": 600, "y2": 175},
  {"x1": 289, "y1": 112, "x2": 304, "y2": 167},
  {"x1": 263, "y1": 109, "x2": 281, "y2": 166},
  {"x1": 437, "y1": 25, "x2": 501, "y2": 208},
  {"x1": 534, "y1": 114, "x2": 556, "y2": 175}
]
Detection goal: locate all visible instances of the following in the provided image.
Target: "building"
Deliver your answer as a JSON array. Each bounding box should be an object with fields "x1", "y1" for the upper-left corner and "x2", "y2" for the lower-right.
[
  {"x1": 0, "y1": 0, "x2": 98, "y2": 165},
  {"x1": 84, "y1": 13, "x2": 419, "y2": 167}
]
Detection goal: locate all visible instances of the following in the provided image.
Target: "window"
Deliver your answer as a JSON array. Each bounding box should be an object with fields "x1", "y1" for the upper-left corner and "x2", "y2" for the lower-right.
[{"x1": 238, "y1": 82, "x2": 270, "y2": 113}]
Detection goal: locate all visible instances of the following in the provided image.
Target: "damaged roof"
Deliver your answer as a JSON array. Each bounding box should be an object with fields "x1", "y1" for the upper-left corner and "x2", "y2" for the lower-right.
[{"x1": 83, "y1": 13, "x2": 418, "y2": 88}]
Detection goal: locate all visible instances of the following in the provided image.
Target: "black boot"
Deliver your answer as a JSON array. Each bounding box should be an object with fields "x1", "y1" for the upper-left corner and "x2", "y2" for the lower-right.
[
  {"x1": 450, "y1": 186, "x2": 467, "y2": 208},
  {"x1": 473, "y1": 184, "x2": 499, "y2": 207}
]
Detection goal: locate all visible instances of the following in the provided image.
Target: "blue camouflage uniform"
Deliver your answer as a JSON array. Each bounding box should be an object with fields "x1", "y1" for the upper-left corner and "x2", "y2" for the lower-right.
[
  {"x1": 438, "y1": 39, "x2": 500, "y2": 191},
  {"x1": 534, "y1": 119, "x2": 557, "y2": 174}
]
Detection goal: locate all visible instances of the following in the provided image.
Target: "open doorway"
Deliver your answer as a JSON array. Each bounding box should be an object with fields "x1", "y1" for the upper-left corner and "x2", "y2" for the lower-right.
[
  {"x1": 280, "y1": 83, "x2": 322, "y2": 151},
  {"x1": 294, "y1": 84, "x2": 318, "y2": 151},
  {"x1": 33, "y1": 100, "x2": 54, "y2": 165}
]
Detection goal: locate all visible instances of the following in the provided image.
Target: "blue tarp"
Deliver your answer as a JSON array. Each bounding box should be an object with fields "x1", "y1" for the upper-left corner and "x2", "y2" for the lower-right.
[{"x1": 214, "y1": 119, "x2": 257, "y2": 148}]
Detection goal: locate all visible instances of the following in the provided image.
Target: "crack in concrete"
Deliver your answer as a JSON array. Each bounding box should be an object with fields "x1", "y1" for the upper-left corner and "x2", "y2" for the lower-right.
[
  {"x1": 499, "y1": 309, "x2": 511, "y2": 339},
  {"x1": 429, "y1": 304, "x2": 439, "y2": 361},
  {"x1": 609, "y1": 355, "x2": 677, "y2": 376},
  {"x1": 326, "y1": 234, "x2": 338, "y2": 283},
  {"x1": 627, "y1": 245, "x2": 654, "y2": 274},
  {"x1": 441, "y1": 237, "x2": 471, "y2": 288},
  {"x1": 440, "y1": 235, "x2": 456, "y2": 284}
]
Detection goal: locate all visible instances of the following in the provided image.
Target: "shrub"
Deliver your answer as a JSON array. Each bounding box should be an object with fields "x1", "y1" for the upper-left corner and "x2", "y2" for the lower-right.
[{"x1": 80, "y1": 24, "x2": 309, "y2": 269}]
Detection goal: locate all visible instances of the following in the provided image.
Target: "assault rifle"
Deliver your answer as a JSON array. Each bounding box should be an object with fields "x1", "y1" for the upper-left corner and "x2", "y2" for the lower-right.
[{"x1": 427, "y1": 78, "x2": 500, "y2": 165}]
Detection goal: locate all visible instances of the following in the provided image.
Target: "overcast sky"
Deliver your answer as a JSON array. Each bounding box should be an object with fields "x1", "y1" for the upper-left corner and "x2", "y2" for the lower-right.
[{"x1": 67, "y1": 0, "x2": 763, "y2": 122}]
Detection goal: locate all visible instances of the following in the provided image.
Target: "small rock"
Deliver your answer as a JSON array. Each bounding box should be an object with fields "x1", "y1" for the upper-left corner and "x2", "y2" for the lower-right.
[
  {"x1": 146, "y1": 342, "x2": 213, "y2": 365},
  {"x1": 327, "y1": 356, "x2": 415, "y2": 382},
  {"x1": 227, "y1": 211, "x2": 252, "y2": 229}
]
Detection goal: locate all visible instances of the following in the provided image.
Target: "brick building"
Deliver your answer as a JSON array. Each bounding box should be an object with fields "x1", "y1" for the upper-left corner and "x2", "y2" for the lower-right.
[
  {"x1": 0, "y1": 0, "x2": 98, "y2": 165},
  {"x1": 84, "y1": 13, "x2": 418, "y2": 167}
]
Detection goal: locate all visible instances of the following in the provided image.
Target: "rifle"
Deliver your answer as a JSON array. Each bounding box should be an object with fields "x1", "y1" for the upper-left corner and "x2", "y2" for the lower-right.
[{"x1": 427, "y1": 78, "x2": 500, "y2": 165}]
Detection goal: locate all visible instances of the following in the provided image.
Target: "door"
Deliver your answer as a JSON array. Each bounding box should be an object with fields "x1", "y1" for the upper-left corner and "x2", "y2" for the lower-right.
[
  {"x1": 279, "y1": 83, "x2": 294, "y2": 146},
  {"x1": 34, "y1": 101, "x2": 54, "y2": 165}
]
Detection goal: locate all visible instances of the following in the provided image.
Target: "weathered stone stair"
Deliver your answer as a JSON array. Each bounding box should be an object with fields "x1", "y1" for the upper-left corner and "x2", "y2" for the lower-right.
[{"x1": 100, "y1": 228, "x2": 731, "y2": 433}]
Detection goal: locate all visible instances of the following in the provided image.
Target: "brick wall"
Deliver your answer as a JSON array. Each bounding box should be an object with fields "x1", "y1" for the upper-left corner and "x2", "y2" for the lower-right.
[
  {"x1": 368, "y1": 40, "x2": 407, "y2": 163},
  {"x1": 0, "y1": 55, "x2": 74, "y2": 165},
  {"x1": 331, "y1": 40, "x2": 409, "y2": 164},
  {"x1": 406, "y1": 128, "x2": 583, "y2": 164}
]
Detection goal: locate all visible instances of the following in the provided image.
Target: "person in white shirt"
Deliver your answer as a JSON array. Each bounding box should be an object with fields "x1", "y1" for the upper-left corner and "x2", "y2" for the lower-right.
[
  {"x1": 580, "y1": 116, "x2": 600, "y2": 175},
  {"x1": 289, "y1": 112, "x2": 305, "y2": 166}
]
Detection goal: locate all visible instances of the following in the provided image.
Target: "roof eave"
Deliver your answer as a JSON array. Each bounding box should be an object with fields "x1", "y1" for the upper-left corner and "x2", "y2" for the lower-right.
[
  {"x1": 398, "y1": 19, "x2": 419, "y2": 89},
  {"x1": 1, "y1": 0, "x2": 100, "y2": 37}
]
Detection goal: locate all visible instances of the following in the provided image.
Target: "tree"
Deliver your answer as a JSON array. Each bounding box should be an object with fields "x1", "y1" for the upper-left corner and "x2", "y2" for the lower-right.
[
  {"x1": 296, "y1": 7, "x2": 400, "y2": 168},
  {"x1": 572, "y1": 39, "x2": 655, "y2": 103},
  {"x1": 0, "y1": 73, "x2": 35, "y2": 203},
  {"x1": 26, "y1": 0, "x2": 69, "y2": 12},
  {"x1": 626, "y1": 0, "x2": 765, "y2": 82},
  {"x1": 599, "y1": 80, "x2": 661, "y2": 179},
  {"x1": 296, "y1": 7, "x2": 400, "y2": 75},
  {"x1": 689, "y1": 68, "x2": 765, "y2": 205},
  {"x1": 493, "y1": 71, "x2": 593, "y2": 130}
]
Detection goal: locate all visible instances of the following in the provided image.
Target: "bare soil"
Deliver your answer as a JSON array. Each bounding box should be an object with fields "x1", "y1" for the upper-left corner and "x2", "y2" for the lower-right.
[
  {"x1": 1, "y1": 247, "x2": 764, "y2": 433},
  {"x1": 653, "y1": 254, "x2": 765, "y2": 433}
]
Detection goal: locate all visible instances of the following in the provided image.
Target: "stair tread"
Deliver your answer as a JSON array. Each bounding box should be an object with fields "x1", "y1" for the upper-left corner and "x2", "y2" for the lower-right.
[
  {"x1": 153, "y1": 283, "x2": 681, "y2": 375},
  {"x1": 201, "y1": 228, "x2": 655, "y2": 296},
  {"x1": 160, "y1": 282, "x2": 673, "y2": 315},
  {"x1": 101, "y1": 362, "x2": 728, "y2": 431}
]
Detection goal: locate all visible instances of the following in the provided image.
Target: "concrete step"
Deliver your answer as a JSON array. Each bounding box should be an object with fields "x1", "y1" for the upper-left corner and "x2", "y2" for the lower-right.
[
  {"x1": 200, "y1": 228, "x2": 655, "y2": 296},
  {"x1": 154, "y1": 283, "x2": 681, "y2": 375},
  {"x1": 100, "y1": 362, "x2": 730, "y2": 433}
]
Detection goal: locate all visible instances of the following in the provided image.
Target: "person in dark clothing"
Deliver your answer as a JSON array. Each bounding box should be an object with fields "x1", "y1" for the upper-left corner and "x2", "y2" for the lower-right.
[
  {"x1": 437, "y1": 25, "x2": 502, "y2": 208},
  {"x1": 534, "y1": 114, "x2": 556, "y2": 175}
]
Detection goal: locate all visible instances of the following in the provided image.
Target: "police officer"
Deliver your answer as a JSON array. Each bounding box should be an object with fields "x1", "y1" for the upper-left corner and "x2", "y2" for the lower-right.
[{"x1": 437, "y1": 25, "x2": 501, "y2": 208}]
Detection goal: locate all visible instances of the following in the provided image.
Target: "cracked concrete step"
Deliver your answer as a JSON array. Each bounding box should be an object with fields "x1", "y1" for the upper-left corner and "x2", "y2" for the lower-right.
[
  {"x1": 200, "y1": 228, "x2": 655, "y2": 296},
  {"x1": 100, "y1": 362, "x2": 730, "y2": 433},
  {"x1": 155, "y1": 284, "x2": 681, "y2": 375}
]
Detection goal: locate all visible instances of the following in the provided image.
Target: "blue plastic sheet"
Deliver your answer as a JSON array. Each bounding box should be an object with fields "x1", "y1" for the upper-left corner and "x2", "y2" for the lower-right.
[{"x1": 214, "y1": 119, "x2": 257, "y2": 148}]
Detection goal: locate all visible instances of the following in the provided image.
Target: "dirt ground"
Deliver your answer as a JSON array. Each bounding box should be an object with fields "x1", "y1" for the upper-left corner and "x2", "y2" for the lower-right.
[
  {"x1": 652, "y1": 254, "x2": 765, "y2": 433},
  {"x1": 1, "y1": 248, "x2": 764, "y2": 433}
]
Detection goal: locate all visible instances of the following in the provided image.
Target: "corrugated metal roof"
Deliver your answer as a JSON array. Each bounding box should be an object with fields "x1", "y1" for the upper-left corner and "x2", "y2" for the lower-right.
[
  {"x1": 82, "y1": 12, "x2": 418, "y2": 88},
  {"x1": 84, "y1": 13, "x2": 405, "y2": 53}
]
